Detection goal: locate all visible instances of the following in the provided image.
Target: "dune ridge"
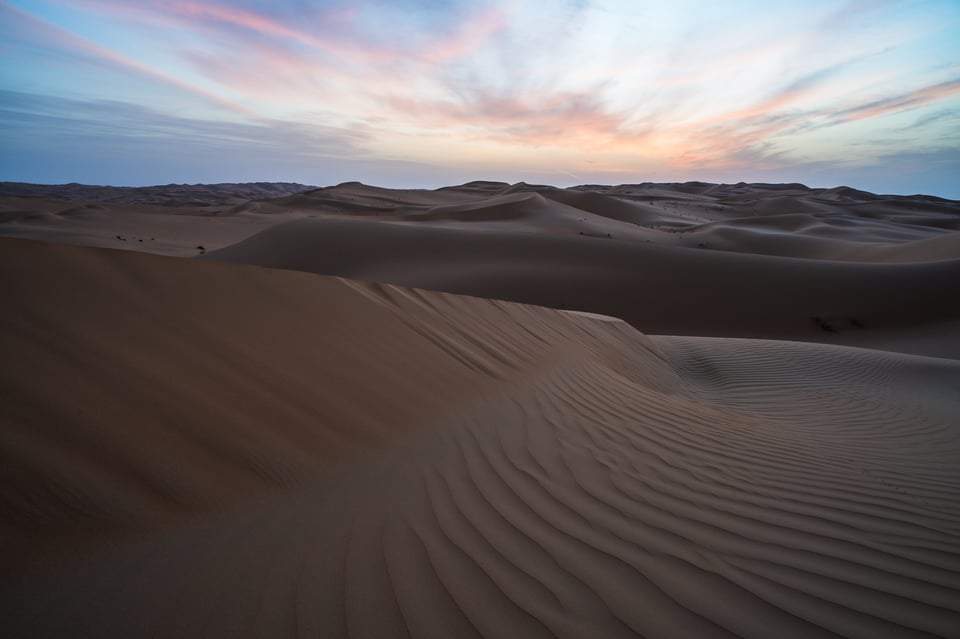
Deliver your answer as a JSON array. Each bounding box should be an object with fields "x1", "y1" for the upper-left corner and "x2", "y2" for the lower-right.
[
  {"x1": 2, "y1": 237, "x2": 960, "y2": 638},
  {"x1": 5, "y1": 180, "x2": 959, "y2": 262},
  {"x1": 3, "y1": 180, "x2": 959, "y2": 637},
  {"x1": 207, "y1": 215, "x2": 960, "y2": 357},
  {"x1": 0, "y1": 181, "x2": 316, "y2": 206}
]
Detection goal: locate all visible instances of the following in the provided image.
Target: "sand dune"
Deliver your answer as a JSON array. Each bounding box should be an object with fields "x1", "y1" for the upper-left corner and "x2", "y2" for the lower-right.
[
  {"x1": 200, "y1": 181, "x2": 960, "y2": 357},
  {"x1": 0, "y1": 181, "x2": 315, "y2": 206},
  {"x1": 207, "y1": 215, "x2": 960, "y2": 357},
  {"x1": 7, "y1": 180, "x2": 958, "y2": 263},
  {"x1": 2, "y1": 180, "x2": 959, "y2": 638},
  {"x1": 0, "y1": 182, "x2": 315, "y2": 257},
  {"x1": 2, "y1": 237, "x2": 959, "y2": 638},
  {"x1": 0, "y1": 196, "x2": 309, "y2": 257}
]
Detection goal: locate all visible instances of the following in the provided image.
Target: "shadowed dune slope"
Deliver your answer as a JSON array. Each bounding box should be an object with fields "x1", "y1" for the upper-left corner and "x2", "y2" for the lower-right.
[
  {"x1": 6, "y1": 181, "x2": 959, "y2": 263},
  {"x1": 3, "y1": 237, "x2": 960, "y2": 638},
  {"x1": 206, "y1": 216, "x2": 960, "y2": 358}
]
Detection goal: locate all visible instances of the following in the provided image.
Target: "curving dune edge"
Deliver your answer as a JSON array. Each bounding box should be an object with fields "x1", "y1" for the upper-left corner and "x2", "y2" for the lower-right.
[{"x1": 2, "y1": 235, "x2": 959, "y2": 638}]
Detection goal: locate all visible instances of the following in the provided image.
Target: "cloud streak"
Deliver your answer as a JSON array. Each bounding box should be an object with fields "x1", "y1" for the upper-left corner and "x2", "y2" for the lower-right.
[
  {"x1": 0, "y1": 89, "x2": 367, "y2": 154},
  {"x1": 833, "y1": 78, "x2": 960, "y2": 123},
  {"x1": 2, "y1": 0, "x2": 959, "y2": 196},
  {"x1": 1, "y1": 1, "x2": 260, "y2": 117}
]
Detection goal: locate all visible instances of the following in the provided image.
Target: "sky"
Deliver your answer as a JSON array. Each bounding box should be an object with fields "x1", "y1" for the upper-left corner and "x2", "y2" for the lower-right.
[{"x1": 1, "y1": 0, "x2": 959, "y2": 197}]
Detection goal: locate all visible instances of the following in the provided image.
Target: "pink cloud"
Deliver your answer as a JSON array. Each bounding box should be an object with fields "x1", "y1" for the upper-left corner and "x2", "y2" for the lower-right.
[
  {"x1": 3, "y1": 2, "x2": 258, "y2": 117},
  {"x1": 417, "y1": 7, "x2": 507, "y2": 64},
  {"x1": 80, "y1": 0, "x2": 506, "y2": 68},
  {"x1": 14, "y1": 0, "x2": 957, "y2": 181},
  {"x1": 381, "y1": 87, "x2": 646, "y2": 150},
  {"x1": 833, "y1": 79, "x2": 960, "y2": 123},
  {"x1": 52, "y1": 0, "x2": 510, "y2": 110},
  {"x1": 650, "y1": 77, "x2": 960, "y2": 170},
  {"x1": 166, "y1": 1, "x2": 393, "y2": 64},
  {"x1": 376, "y1": 70, "x2": 960, "y2": 173}
]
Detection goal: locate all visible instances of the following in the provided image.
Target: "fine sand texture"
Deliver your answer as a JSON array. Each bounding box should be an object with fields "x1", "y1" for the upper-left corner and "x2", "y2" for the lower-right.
[{"x1": 2, "y1": 181, "x2": 960, "y2": 638}]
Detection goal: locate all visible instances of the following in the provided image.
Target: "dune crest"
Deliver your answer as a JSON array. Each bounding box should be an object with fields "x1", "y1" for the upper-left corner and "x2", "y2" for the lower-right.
[
  {"x1": 3, "y1": 237, "x2": 959, "y2": 638},
  {"x1": 207, "y1": 215, "x2": 960, "y2": 357}
]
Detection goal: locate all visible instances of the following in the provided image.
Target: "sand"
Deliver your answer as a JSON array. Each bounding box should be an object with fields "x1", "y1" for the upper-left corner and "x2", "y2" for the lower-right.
[
  {"x1": 2, "y1": 181, "x2": 959, "y2": 638},
  {"x1": 0, "y1": 182, "x2": 315, "y2": 257}
]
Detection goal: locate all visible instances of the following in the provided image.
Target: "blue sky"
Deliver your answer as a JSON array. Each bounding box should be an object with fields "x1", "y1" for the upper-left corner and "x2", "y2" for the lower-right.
[{"x1": 2, "y1": 0, "x2": 959, "y2": 196}]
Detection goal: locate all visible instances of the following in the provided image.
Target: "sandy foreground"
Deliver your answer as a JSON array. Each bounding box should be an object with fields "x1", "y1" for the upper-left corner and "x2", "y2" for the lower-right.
[{"x1": 2, "y1": 181, "x2": 959, "y2": 638}]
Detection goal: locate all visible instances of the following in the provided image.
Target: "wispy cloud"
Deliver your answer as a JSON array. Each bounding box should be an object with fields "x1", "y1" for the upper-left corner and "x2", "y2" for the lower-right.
[
  {"x1": 833, "y1": 78, "x2": 960, "y2": 123},
  {"x1": 0, "y1": 89, "x2": 367, "y2": 153},
  {"x1": 381, "y1": 84, "x2": 639, "y2": 148},
  {"x1": 2, "y1": 0, "x2": 959, "y2": 196},
  {"x1": 71, "y1": 0, "x2": 506, "y2": 67},
  {"x1": 1, "y1": 1, "x2": 259, "y2": 117},
  {"x1": 0, "y1": 89, "x2": 381, "y2": 185}
]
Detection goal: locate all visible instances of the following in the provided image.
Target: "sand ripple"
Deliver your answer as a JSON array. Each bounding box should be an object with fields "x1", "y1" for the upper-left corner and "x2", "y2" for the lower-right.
[{"x1": 2, "y1": 239, "x2": 958, "y2": 638}]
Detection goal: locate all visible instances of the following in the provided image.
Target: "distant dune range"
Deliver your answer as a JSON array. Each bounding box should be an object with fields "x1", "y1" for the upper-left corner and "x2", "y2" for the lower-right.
[
  {"x1": 3, "y1": 180, "x2": 959, "y2": 356},
  {"x1": 0, "y1": 181, "x2": 316, "y2": 206},
  {"x1": 2, "y1": 181, "x2": 959, "y2": 638},
  {"x1": 206, "y1": 183, "x2": 960, "y2": 358}
]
